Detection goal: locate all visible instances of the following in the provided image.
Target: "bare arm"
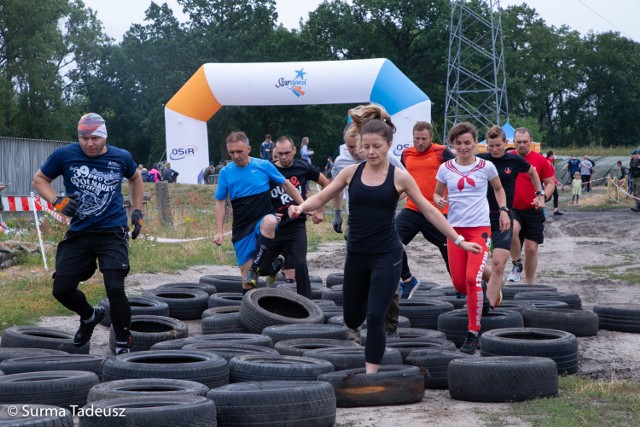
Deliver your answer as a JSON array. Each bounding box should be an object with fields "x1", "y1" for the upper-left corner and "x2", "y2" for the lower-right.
[
  {"x1": 433, "y1": 181, "x2": 448, "y2": 209},
  {"x1": 316, "y1": 173, "x2": 330, "y2": 189},
  {"x1": 127, "y1": 171, "x2": 144, "y2": 210},
  {"x1": 32, "y1": 170, "x2": 57, "y2": 202},
  {"x1": 214, "y1": 199, "x2": 226, "y2": 246},
  {"x1": 281, "y1": 179, "x2": 305, "y2": 205},
  {"x1": 332, "y1": 191, "x2": 343, "y2": 210},
  {"x1": 290, "y1": 165, "x2": 354, "y2": 216}
]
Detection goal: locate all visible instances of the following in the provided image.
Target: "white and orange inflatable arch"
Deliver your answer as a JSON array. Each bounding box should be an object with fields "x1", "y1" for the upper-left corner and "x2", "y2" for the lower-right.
[{"x1": 165, "y1": 59, "x2": 431, "y2": 183}]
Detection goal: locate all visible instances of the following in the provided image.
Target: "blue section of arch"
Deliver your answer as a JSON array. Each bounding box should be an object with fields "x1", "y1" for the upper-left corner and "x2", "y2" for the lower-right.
[{"x1": 370, "y1": 59, "x2": 429, "y2": 116}]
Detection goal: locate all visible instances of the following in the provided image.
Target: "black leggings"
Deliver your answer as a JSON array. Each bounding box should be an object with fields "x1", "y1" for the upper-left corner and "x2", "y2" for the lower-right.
[
  {"x1": 53, "y1": 269, "x2": 131, "y2": 340},
  {"x1": 343, "y1": 249, "x2": 402, "y2": 364}
]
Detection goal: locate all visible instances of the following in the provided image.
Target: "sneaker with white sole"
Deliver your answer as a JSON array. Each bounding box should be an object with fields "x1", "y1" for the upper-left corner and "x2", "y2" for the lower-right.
[
  {"x1": 507, "y1": 262, "x2": 523, "y2": 282},
  {"x1": 265, "y1": 255, "x2": 285, "y2": 286},
  {"x1": 115, "y1": 336, "x2": 132, "y2": 355},
  {"x1": 399, "y1": 277, "x2": 421, "y2": 299}
]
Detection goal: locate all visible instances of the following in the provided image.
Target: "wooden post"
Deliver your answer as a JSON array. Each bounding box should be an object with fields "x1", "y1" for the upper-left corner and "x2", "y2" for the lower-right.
[{"x1": 156, "y1": 181, "x2": 173, "y2": 225}]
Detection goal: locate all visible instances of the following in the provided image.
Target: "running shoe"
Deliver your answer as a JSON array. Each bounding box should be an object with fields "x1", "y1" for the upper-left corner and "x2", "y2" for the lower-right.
[
  {"x1": 507, "y1": 262, "x2": 523, "y2": 282},
  {"x1": 243, "y1": 268, "x2": 260, "y2": 290},
  {"x1": 115, "y1": 336, "x2": 132, "y2": 355},
  {"x1": 265, "y1": 256, "x2": 285, "y2": 286},
  {"x1": 399, "y1": 277, "x2": 421, "y2": 299},
  {"x1": 73, "y1": 306, "x2": 106, "y2": 346},
  {"x1": 460, "y1": 332, "x2": 479, "y2": 355}
]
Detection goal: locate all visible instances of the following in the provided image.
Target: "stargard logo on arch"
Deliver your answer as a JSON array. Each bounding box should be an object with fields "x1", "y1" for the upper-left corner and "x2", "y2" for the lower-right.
[
  {"x1": 170, "y1": 145, "x2": 198, "y2": 160},
  {"x1": 274, "y1": 68, "x2": 307, "y2": 97}
]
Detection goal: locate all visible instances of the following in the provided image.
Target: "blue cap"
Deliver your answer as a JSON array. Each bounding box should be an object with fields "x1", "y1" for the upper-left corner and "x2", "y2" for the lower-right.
[{"x1": 631, "y1": 150, "x2": 639, "y2": 155}]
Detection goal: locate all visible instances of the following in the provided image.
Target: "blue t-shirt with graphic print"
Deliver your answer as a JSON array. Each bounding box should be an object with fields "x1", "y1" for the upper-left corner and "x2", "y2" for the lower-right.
[{"x1": 40, "y1": 143, "x2": 137, "y2": 232}]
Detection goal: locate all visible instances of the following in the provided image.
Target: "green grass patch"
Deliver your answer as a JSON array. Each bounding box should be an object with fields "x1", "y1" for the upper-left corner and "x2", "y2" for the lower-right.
[
  {"x1": 503, "y1": 377, "x2": 640, "y2": 427},
  {"x1": 553, "y1": 146, "x2": 637, "y2": 157}
]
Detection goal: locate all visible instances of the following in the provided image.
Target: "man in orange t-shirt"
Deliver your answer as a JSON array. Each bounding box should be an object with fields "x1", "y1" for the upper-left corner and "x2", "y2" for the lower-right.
[{"x1": 396, "y1": 121, "x2": 455, "y2": 299}]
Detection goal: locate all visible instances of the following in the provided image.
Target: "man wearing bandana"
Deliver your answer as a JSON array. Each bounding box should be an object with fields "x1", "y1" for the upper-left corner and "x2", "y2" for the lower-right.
[{"x1": 32, "y1": 113, "x2": 144, "y2": 355}]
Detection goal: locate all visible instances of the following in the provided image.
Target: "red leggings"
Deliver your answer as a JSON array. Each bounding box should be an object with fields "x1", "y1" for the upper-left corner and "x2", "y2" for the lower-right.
[{"x1": 447, "y1": 226, "x2": 491, "y2": 332}]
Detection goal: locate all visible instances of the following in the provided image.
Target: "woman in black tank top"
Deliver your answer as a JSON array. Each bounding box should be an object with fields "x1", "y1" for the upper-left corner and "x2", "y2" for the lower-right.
[{"x1": 289, "y1": 105, "x2": 481, "y2": 374}]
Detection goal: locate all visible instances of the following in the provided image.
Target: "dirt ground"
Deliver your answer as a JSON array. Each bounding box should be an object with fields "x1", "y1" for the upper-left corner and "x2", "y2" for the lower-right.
[{"x1": 36, "y1": 207, "x2": 640, "y2": 426}]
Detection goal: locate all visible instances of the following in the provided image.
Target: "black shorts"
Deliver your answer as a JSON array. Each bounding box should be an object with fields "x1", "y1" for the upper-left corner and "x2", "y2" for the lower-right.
[
  {"x1": 395, "y1": 208, "x2": 447, "y2": 248},
  {"x1": 490, "y1": 215, "x2": 514, "y2": 251},
  {"x1": 55, "y1": 227, "x2": 130, "y2": 276},
  {"x1": 512, "y1": 208, "x2": 545, "y2": 245}
]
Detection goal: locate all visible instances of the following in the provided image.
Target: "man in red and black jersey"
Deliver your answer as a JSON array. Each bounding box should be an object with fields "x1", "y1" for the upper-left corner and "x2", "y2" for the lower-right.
[{"x1": 269, "y1": 136, "x2": 330, "y2": 298}]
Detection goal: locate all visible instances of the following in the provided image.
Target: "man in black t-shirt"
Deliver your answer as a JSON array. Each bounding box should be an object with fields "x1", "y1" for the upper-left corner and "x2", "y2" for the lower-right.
[
  {"x1": 477, "y1": 125, "x2": 544, "y2": 307},
  {"x1": 268, "y1": 136, "x2": 330, "y2": 297}
]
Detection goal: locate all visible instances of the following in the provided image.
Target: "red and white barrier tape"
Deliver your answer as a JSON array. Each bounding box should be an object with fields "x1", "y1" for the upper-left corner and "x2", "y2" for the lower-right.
[
  {"x1": 609, "y1": 178, "x2": 640, "y2": 202},
  {"x1": 1, "y1": 196, "x2": 52, "y2": 212},
  {"x1": 33, "y1": 196, "x2": 71, "y2": 225}
]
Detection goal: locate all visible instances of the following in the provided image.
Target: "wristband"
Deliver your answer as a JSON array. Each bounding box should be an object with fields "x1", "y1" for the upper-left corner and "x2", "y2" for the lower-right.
[
  {"x1": 454, "y1": 235, "x2": 465, "y2": 246},
  {"x1": 535, "y1": 190, "x2": 545, "y2": 197}
]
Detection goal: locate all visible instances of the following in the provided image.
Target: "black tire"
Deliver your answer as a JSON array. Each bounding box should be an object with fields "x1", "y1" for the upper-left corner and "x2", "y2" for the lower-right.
[
  {"x1": 479, "y1": 327, "x2": 579, "y2": 374},
  {"x1": 448, "y1": 356, "x2": 558, "y2": 402},
  {"x1": 437, "y1": 308, "x2": 524, "y2": 347},
  {"x1": 326, "y1": 315, "x2": 411, "y2": 329},
  {"x1": 182, "y1": 342, "x2": 280, "y2": 362},
  {"x1": 156, "y1": 281, "x2": 217, "y2": 296},
  {"x1": 239, "y1": 288, "x2": 324, "y2": 334},
  {"x1": 274, "y1": 338, "x2": 361, "y2": 356},
  {"x1": 302, "y1": 347, "x2": 402, "y2": 371},
  {"x1": 523, "y1": 308, "x2": 599, "y2": 337},
  {"x1": 321, "y1": 307, "x2": 343, "y2": 323},
  {"x1": 593, "y1": 304, "x2": 640, "y2": 333},
  {"x1": 201, "y1": 305, "x2": 240, "y2": 319},
  {"x1": 360, "y1": 327, "x2": 446, "y2": 344},
  {"x1": 410, "y1": 290, "x2": 446, "y2": 299},
  {"x1": 320, "y1": 288, "x2": 342, "y2": 306},
  {"x1": 207, "y1": 292, "x2": 244, "y2": 309},
  {"x1": 1, "y1": 326, "x2": 90, "y2": 354},
  {"x1": 99, "y1": 296, "x2": 171, "y2": 326},
  {"x1": 434, "y1": 295, "x2": 467, "y2": 309},
  {"x1": 78, "y1": 395, "x2": 216, "y2": 427},
  {"x1": 521, "y1": 300, "x2": 569, "y2": 310},
  {"x1": 384, "y1": 338, "x2": 457, "y2": 362},
  {"x1": 405, "y1": 349, "x2": 474, "y2": 389},
  {"x1": 102, "y1": 350, "x2": 229, "y2": 388},
  {"x1": 208, "y1": 381, "x2": 335, "y2": 426},
  {"x1": 313, "y1": 299, "x2": 336, "y2": 308},
  {"x1": 514, "y1": 291, "x2": 582, "y2": 310},
  {"x1": 109, "y1": 315, "x2": 189, "y2": 352},
  {"x1": 0, "y1": 370, "x2": 99, "y2": 408},
  {"x1": 0, "y1": 354, "x2": 105, "y2": 378},
  {"x1": 501, "y1": 284, "x2": 558, "y2": 300},
  {"x1": 201, "y1": 312, "x2": 247, "y2": 334},
  {"x1": 150, "y1": 332, "x2": 274, "y2": 350},
  {"x1": 318, "y1": 365, "x2": 424, "y2": 407},
  {"x1": 325, "y1": 272, "x2": 344, "y2": 287},
  {"x1": 0, "y1": 404, "x2": 73, "y2": 426},
  {"x1": 228, "y1": 354, "x2": 334, "y2": 382},
  {"x1": 399, "y1": 300, "x2": 455, "y2": 329},
  {"x1": 493, "y1": 300, "x2": 534, "y2": 314},
  {"x1": 199, "y1": 274, "x2": 266, "y2": 293},
  {"x1": 87, "y1": 378, "x2": 209, "y2": 403},
  {"x1": 0, "y1": 348, "x2": 68, "y2": 363},
  {"x1": 262, "y1": 323, "x2": 348, "y2": 343},
  {"x1": 143, "y1": 288, "x2": 209, "y2": 320}
]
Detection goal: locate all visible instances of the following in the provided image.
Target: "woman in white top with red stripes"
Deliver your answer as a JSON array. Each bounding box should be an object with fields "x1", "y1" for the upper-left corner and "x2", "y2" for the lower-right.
[{"x1": 434, "y1": 122, "x2": 510, "y2": 354}]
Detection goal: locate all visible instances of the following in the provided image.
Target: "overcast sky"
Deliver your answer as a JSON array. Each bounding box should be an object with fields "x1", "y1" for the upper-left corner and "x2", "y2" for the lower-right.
[{"x1": 83, "y1": 0, "x2": 639, "y2": 43}]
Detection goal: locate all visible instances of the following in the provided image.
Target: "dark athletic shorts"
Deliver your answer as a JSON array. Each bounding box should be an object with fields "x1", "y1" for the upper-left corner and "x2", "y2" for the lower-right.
[
  {"x1": 490, "y1": 215, "x2": 514, "y2": 251},
  {"x1": 512, "y1": 208, "x2": 545, "y2": 245},
  {"x1": 55, "y1": 227, "x2": 130, "y2": 276}
]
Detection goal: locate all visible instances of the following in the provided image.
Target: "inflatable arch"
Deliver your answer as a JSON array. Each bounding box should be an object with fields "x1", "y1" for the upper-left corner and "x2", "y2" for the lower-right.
[{"x1": 165, "y1": 58, "x2": 431, "y2": 183}]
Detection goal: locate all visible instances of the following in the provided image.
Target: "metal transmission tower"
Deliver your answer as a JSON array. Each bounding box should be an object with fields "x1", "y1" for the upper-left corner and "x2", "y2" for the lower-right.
[{"x1": 444, "y1": 0, "x2": 509, "y2": 140}]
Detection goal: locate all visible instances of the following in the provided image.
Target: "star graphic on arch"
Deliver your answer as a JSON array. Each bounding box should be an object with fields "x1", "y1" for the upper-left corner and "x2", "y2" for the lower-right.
[{"x1": 294, "y1": 68, "x2": 306, "y2": 79}]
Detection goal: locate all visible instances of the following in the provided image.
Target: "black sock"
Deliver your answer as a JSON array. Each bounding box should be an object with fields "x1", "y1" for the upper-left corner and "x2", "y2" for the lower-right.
[{"x1": 252, "y1": 234, "x2": 274, "y2": 272}]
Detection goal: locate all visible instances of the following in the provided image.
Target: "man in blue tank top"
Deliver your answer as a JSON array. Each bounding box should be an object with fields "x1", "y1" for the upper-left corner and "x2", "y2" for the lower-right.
[
  {"x1": 32, "y1": 113, "x2": 144, "y2": 355},
  {"x1": 214, "y1": 131, "x2": 304, "y2": 293}
]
